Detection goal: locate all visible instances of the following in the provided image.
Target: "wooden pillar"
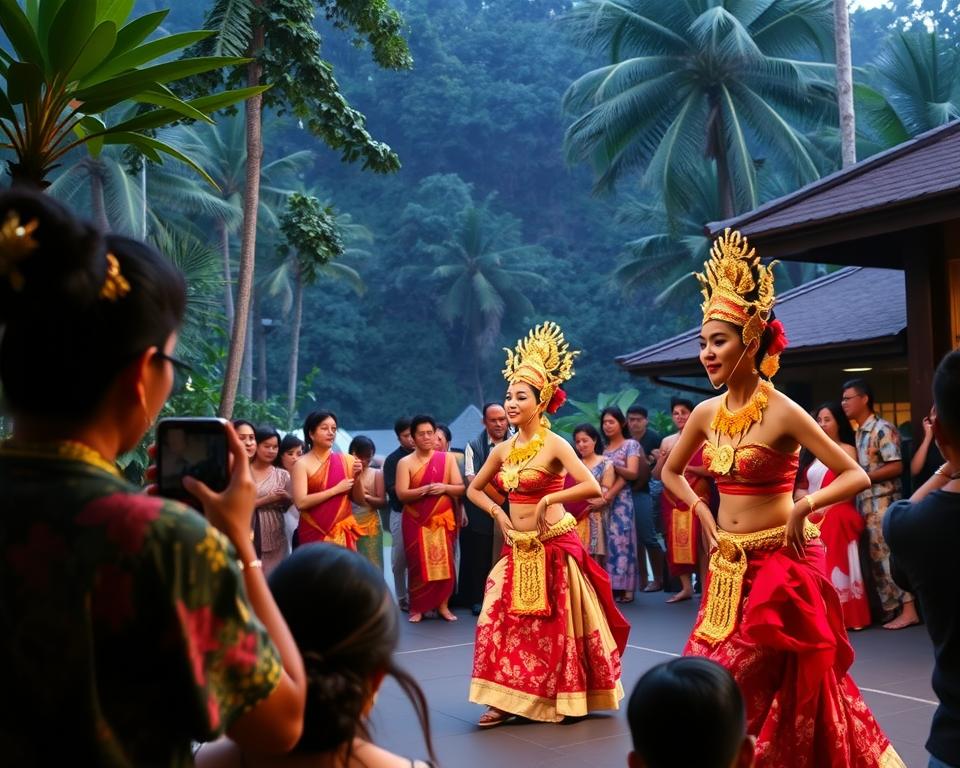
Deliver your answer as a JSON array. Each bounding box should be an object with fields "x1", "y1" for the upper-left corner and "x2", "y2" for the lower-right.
[{"x1": 903, "y1": 227, "x2": 949, "y2": 438}]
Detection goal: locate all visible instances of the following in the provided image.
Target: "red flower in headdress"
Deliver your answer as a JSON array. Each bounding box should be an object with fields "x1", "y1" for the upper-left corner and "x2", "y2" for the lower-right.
[
  {"x1": 767, "y1": 319, "x2": 789, "y2": 355},
  {"x1": 546, "y1": 387, "x2": 567, "y2": 414}
]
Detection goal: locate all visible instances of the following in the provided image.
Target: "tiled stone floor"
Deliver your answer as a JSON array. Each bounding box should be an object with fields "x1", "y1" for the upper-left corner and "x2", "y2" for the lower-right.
[{"x1": 369, "y1": 586, "x2": 936, "y2": 768}]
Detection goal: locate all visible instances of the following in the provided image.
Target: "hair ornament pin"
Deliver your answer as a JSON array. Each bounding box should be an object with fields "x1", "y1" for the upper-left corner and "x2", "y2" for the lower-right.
[
  {"x1": 99, "y1": 252, "x2": 131, "y2": 301},
  {"x1": 0, "y1": 211, "x2": 40, "y2": 292}
]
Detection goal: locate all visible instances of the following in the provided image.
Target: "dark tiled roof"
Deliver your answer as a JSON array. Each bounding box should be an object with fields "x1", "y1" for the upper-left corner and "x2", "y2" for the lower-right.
[
  {"x1": 707, "y1": 120, "x2": 960, "y2": 238},
  {"x1": 616, "y1": 267, "x2": 905, "y2": 373}
]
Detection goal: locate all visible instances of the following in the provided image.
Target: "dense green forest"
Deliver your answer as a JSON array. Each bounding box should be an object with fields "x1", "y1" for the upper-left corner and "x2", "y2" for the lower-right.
[{"x1": 8, "y1": 0, "x2": 960, "y2": 432}]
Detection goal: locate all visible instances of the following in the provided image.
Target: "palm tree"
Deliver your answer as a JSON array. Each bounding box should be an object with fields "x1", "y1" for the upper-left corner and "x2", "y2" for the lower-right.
[
  {"x1": 431, "y1": 207, "x2": 546, "y2": 405},
  {"x1": 153, "y1": 116, "x2": 312, "y2": 331},
  {"x1": 858, "y1": 28, "x2": 960, "y2": 148},
  {"x1": 834, "y1": 0, "x2": 856, "y2": 167},
  {"x1": 265, "y1": 203, "x2": 372, "y2": 416},
  {"x1": 47, "y1": 148, "x2": 144, "y2": 234},
  {"x1": 614, "y1": 160, "x2": 826, "y2": 304},
  {"x1": 189, "y1": 0, "x2": 411, "y2": 418},
  {"x1": 563, "y1": 0, "x2": 837, "y2": 218}
]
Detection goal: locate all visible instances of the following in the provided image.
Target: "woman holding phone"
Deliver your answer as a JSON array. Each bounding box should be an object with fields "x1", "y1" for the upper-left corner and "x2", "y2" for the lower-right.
[{"x1": 0, "y1": 190, "x2": 305, "y2": 764}]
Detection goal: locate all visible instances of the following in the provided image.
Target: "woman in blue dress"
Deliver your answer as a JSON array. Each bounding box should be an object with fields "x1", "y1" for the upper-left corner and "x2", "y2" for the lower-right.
[{"x1": 600, "y1": 407, "x2": 641, "y2": 602}]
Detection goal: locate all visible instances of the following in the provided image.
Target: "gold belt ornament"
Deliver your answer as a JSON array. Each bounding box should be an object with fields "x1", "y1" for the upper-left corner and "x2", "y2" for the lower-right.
[
  {"x1": 693, "y1": 519, "x2": 820, "y2": 645},
  {"x1": 507, "y1": 513, "x2": 577, "y2": 615}
]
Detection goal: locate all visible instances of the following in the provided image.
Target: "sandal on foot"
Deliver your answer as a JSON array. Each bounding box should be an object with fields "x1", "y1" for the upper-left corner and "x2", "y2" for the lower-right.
[{"x1": 478, "y1": 708, "x2": 514, "y2": 728}]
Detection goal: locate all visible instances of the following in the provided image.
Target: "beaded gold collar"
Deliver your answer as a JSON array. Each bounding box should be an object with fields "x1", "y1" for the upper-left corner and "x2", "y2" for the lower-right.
[
  {"x1": 500, "y1": 428, "x2": 546, "y2": 491},
  {"x1": 708, "y1": 381, "x2": 772, "y2": 475},
  {"x1": 0, "y1": 439, "x2": 122, "y2": 477}
]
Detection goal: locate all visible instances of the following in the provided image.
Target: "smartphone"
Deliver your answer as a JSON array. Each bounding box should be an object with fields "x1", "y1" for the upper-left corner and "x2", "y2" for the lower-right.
[{"x1": 156, "y1": 417, "x2": 230, "y2": 505}]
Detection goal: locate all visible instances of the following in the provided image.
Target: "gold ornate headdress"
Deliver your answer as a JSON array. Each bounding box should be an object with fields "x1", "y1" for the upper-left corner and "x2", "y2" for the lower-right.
[
  {"x1": 503, "y1": 321, "x2": 578, "y2": 427},
  {"x1": 0, "y1": 210, "x2": 130, "y2": 302},
  {"x1": 695, "y1": 228, "x2": 787, "y2": 379}
]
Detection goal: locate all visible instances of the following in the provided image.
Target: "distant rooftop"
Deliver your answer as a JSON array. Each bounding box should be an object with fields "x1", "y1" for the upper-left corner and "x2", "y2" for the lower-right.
[{"x1": 616, "y1": 267, "x2": 906, "y2": 377}]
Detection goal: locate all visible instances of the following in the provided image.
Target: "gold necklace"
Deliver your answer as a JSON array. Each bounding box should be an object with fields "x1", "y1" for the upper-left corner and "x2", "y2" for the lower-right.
[
  {"x1": 500, "y1": 428, "x2": 546, "y2": 491},
  {"x1": 708, "y1": 381, "x2": 772, "y2": 475},
  {"x1": 0, "y1": 439, "x2": 121, "y2": 477}
]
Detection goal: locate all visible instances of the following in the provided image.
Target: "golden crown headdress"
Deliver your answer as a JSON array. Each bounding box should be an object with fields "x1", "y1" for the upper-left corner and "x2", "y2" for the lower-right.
[
  {"x1": 503, "y1": 322, "x2": 578, "y2": 426},
  {"x1": 695, "y1": 228, "x2": 786, "y2": 378}
]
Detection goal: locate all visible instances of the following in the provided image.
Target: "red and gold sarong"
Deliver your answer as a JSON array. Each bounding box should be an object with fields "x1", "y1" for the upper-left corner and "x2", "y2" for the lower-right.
[
  {"x1": 298, "y1": 454, "x2": 362, "y2": 549},
  {"x1": 685, "y1": 522, "x2": 905, "y2": 768},
  {"x1": 662, "y1": 446, "x2": 710, "y2": 577},
  {"x1": 470, "y1": 513, "x2": 630, "y2": 722},
  {"x1": 403, "y1": 451, "x2": 457, "y2": 614}
]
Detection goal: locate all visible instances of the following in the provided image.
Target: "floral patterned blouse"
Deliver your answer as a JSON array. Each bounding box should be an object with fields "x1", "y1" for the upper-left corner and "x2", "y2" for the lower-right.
[{"x1": 0, "y1": 443, "x2": 282, "y2": 767}]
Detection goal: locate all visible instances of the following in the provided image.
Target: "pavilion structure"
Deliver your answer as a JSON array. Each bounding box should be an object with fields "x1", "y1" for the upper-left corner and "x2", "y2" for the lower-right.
[{"x1": 618, "y1": 119, "x2": 960, "y2": 438}]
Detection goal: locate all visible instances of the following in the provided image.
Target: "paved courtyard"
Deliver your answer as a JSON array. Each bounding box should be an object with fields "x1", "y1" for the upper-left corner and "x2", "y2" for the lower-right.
[{"x1": 369, "y1": 584, "x2": 937, "y2": 768}]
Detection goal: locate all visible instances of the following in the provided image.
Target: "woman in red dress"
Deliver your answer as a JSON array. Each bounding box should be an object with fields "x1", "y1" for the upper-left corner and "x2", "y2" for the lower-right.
[
  {"x1": 795, "y1": 402, "x2": 872, "y2": 631},
  {"x1": 466, "y1": 323, "x2": 629, "y2": 728},
  {"x1": 662, "y1": 230, "x2": 904, "y2": 767}
]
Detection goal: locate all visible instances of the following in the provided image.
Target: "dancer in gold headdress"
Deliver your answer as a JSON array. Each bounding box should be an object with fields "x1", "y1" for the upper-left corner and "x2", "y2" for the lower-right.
[
  {"x1": 662, "y1": 230, "x2": 904, "y2": 767},
  {"x1": 467, "y1": 322, "x2": 629, "y2": 727}
]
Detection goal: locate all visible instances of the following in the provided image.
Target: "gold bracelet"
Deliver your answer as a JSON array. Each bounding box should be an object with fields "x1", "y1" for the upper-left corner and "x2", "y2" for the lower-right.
[
  {"x1": 544, "y1": 495, "x2": 552, "y2": 507},
  {"x1": 237, "y1": 558, "x2": 263, "y2": 572},
  {"x1": 936, "y1": 463, "x2": 952, "y2": 478},
  {"x1": 488, "y1": 503, "x2": 500, "y2": 518},
  {"x1": 804, "y1": 495, "x2": 817, "y2": 515}
]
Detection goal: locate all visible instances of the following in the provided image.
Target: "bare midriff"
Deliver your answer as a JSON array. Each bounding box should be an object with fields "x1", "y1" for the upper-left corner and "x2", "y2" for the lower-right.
[
  {"x1": 717, "y1": 492, "x2": 795, "y2": 533},
  {"x1": 508, "y1": 502, "x2": 566, "y2": 533}
]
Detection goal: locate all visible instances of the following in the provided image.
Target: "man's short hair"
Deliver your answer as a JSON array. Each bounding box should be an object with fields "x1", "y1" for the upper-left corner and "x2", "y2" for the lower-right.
[
  {"x1": 842, "y1": 378, "x2": 874, "y2": 411},
  {"x1": 482, "y1": 402, "x2": 503, "y2": 419},
  {"x1": 393, "y1": 417, "x2": 411, "y2": 437},
  {"x1": 626, "y1": 405, "x2": 648, "y2": 418},
  {"x1": 934, "y1": 350, "x2": 960, "y2": 440},
  {"x1": 670, "y1": 396, "x2": 694, "y2": 412},
  {"x1": 628, "y1": 658, "x2": 746, "y2": 768},
  {"x1": 410, "y1": 414, "x2": 436, "y2": 436}
]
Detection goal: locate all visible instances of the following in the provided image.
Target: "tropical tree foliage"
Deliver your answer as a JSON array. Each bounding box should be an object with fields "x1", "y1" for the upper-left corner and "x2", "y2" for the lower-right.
[
  {"x1": 428, "y1": 206, "x2": 547, "y2": 404},
  {"x1": 0, "y1": 0, "x2": 265, "y2": 186},
  {"x1": 185, "y1": 0, "x2": 413, "y2": 418},
  {"x1": 562, "y1": 0, "x2": 837, "y2": 218},
  {"x1": 858, "y1": 27, "x2": 960, "y2": 147}
]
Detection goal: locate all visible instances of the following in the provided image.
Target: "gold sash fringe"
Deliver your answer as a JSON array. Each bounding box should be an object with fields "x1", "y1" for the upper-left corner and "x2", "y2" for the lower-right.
[
  {"x1": 693, "y1": 519, "x2": 820, "y2": 645},
  {"x1": 507, "y1": 513, "x2": 578, "y2": 615}
]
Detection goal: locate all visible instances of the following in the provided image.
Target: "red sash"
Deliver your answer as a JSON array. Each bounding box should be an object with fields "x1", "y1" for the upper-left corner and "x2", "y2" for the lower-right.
[
  {"x1": 403, "y1": 452, "x2": 457, "y2": 613},
  {"x1": 299, "y1": 454, "x2": 362, "y2": 549}
]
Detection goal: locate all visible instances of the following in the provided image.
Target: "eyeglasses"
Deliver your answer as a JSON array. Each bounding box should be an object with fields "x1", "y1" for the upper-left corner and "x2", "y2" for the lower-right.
[
  {"x1": 154, "y1": 351, "x2": 193, "y2": 394},
  {"x1": 840, "y1": 394, "x2": 864, "y2": 403}
]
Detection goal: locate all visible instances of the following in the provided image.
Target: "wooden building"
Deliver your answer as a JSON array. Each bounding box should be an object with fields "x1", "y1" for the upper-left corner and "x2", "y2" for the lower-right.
[{"x1": 618, "y1": 119, "x2": 960, "y2": 436}]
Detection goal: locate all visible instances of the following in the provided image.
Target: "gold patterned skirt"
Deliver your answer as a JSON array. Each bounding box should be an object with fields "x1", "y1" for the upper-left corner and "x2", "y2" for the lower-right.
[
  {"x1": 469, "y1": 514, "x2": 629, "y2": 722},
  {"x1": 685, "y1": 522, "x2": 904, "y2": 768}
]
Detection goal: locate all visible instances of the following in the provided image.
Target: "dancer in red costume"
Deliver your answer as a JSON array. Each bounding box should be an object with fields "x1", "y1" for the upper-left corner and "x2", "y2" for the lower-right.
[
  {"x1": 662, "y1": 230, "x2": 904, "y2": 768},
  {"x1": 467, "y1": 323, "x2": 629, "y2": 728}
]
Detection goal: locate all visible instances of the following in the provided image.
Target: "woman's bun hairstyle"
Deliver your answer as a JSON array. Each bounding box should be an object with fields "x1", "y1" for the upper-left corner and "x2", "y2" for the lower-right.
[
  {"x1": 269, "y1": 544, "x2": 436, "y2": 763},
  {"x1": 0, "y1": 189, "x2": 185, "y2": 420}
]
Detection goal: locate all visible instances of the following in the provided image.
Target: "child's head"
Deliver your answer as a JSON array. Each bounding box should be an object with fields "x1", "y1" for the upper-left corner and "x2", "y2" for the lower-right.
[{"x1": 627, "y1": 658, "x2": 754, "y2": 768}]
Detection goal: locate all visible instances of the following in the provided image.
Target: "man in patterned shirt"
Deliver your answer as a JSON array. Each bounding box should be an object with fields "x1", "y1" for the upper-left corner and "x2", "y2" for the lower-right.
[{"x1": 841, "y1": 378, "x2": 919, "y2": 630}]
